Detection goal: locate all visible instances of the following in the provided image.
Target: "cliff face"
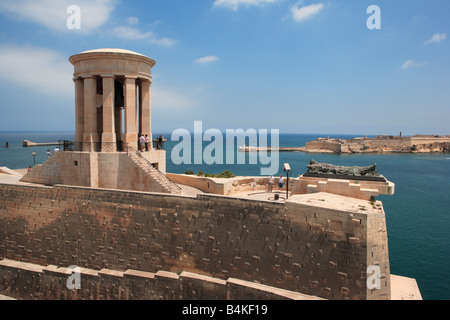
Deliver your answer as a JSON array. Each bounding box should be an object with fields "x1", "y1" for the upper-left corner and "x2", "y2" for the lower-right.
[{"x1": 412, "y1": 142, "x2": 450, "y2": 153}]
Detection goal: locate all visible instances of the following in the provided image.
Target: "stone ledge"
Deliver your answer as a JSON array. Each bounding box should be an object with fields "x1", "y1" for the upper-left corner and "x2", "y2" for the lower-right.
[
  {"x1": 390, "y1": 275, "x2": 423, "y2": 300},
  {"x1": 0, "y1": 259, "x2": 322, "y2": 300}
]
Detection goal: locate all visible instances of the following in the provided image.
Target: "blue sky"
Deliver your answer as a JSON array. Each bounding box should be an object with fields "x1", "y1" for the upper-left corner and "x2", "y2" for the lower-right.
[{"x1": 0, "y1": 0, "x2": 448, "y2": 135}]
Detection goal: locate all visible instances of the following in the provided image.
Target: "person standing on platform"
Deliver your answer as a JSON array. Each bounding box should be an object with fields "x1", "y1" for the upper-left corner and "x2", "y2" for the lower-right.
[
  {"x1": 279, "y1": 175, "x2": 284, "y2": 190},
  {"x1": 268, "y1": 175, "x2": 274, "y2": 192},
  {"x1": 145, "y1": 134, "x2": 149, "y2": 151},
  {"x1": 139, "y1": 134, "x2": 145, "y2": 151}
]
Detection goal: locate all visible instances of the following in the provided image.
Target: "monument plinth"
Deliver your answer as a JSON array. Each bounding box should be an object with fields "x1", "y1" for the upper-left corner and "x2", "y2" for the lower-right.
[{"x1": 291, "y1": 160, "x2": 395, "y2": 200}]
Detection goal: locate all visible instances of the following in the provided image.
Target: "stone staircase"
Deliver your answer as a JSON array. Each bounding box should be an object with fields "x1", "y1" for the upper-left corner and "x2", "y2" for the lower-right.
[{"x1": 125, "y1": 146, "x2": 181, "y2": 194}]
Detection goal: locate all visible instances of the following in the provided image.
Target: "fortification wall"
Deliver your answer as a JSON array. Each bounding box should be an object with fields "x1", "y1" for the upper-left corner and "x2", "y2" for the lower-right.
[
  {"x1": 0, "y1": 259, "x2": 320, "y2": 300},
  {"x1": 305, "y1": 141, "x2": 342, "y2": 152},
  {"x1": 411, "y1": 137, "x2": 450, "y2": 146},
  {"x1": 292, "y1": 176, "x2": 395, "y2": 200},
  {"x1": 363, "y1": 138, "x2": 412, "y2": 150},
  {"x1": 0, "y1": 183, "x2": 391, "y2": 300},
  {"x1": 166, "y1": 174, "x2": 294, "y2": 195}
]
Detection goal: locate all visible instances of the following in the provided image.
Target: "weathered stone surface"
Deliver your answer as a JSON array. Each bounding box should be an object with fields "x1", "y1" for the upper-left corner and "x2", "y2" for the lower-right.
[{"x1": 0, "y1": 183, "x2": 391, "y2": 300}]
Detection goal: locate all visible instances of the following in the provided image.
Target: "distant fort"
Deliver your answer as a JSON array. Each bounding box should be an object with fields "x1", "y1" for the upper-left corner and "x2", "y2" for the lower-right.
[
  {"x1": 239, "y1": 134, "x2": 450, "y2": 154},
  {"x1": 302, "y1": 134, "x2": 450, "y2": 154}
]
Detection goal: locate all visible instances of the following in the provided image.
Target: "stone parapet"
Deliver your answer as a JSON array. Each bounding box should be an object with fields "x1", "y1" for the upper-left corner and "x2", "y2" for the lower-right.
[
  {"x1": 0, "y1": 259, "x2": 321, "y2": 300},
  {"x1": 292, "y1": 175, "x2": 395, "y2": 200}
]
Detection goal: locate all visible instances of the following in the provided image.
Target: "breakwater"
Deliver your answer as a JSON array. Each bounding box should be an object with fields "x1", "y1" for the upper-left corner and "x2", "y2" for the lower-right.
[{"x1": 22, "y1": 140, "x2": 61, "y2": 147}]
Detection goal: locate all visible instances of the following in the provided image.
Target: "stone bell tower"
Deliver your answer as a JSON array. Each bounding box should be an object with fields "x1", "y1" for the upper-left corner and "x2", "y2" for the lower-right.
[
  {"x1": 69, "y1": 48, "x2": 155, "y2": 153},
  {"x1": 21, "y1": 49, "x2": 179, "y2": 194}
]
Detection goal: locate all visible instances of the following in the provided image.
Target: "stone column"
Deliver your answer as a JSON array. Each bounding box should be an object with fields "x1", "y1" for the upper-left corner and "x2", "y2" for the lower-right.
[
  {"x1": 141, "y1": 79, "x2": 152, "y2": 146},
  {"x1": 115, "y1": 107, "x2": 123, "y2": 149},
  {"x1": 123, "y1": 76, "x2": 137, "y2": 149},
  {"x1": 74, "y1": 77, "x2": 84, "y2": 145},
  {"x1": 138, "y1": 81, "x2": 143, "y2": 135},
  {"x1": 101, "y1": 75, "x2": 116, "y2": 152},
  {"x1": 83, "y1": 75, "x2": 99, "y2": 151}
]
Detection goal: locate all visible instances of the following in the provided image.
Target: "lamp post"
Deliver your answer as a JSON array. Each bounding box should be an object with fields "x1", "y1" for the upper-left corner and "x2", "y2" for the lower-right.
[
  {"x1": 32, "y1": 152, "x2": 36, "y2": 167},
  {"x1": 283, "y1": 163, "x2": 291, "y2": 200}
]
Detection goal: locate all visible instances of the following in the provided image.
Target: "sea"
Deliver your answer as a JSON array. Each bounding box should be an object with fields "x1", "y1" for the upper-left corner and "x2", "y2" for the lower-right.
[{"x1": 0, "y1": 131, "x2": 449, "y2": 300}]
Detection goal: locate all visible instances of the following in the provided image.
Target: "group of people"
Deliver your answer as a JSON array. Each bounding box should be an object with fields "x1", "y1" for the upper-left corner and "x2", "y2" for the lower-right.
[
  {"x1": 138, "y1": 134, "x2": 164, "y2": 151},
  {"x1": 268, "y1": 175, "x2": 284, "y2": 192},
  {"x1": 46, "y1": 146, "x2": 60, "y2": 159},
  {"x1": 138, "y1": 134, "x2": 150, "y2": 152}
]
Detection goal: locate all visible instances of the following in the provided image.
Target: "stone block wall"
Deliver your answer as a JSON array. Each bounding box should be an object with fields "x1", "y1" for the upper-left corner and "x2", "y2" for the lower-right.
[
  {"x1": 363, "y1": 137, "x2": 412, "y2": 150},
  {"x1": 305, "y1": 140, "x2": 342, "y2": 152},
  {"x1": 291, "y1": 176, "x2": 395, "y2": 200},
  {"x1": 0, "y1": 182, "x2": 391, "y2": 300},
  {"x1": 0, "y1": 259, "x2": 320, "y2": 300},
  {"x1": 167, "y1": 174, "x2": 294, "y2": 196}
]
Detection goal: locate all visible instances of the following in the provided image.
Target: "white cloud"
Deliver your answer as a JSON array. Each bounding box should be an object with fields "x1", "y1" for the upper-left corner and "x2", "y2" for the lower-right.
[
  {"x1": 0, "y1": 1, "x2": 175, "y2": 47},
  {"x1": 0, "y1": 0, "x2": 115, "y2": 34},
  {"x1": 112, "y1": 26, "x2": 153, "y2": 40},
  {"x1": 402, "y1": 59, "x2": 427, "y2": 70},
  {"x1": 127, "y1": 16, "x2": 139, "y2": 25},
  {"x1": 111, "y1": 26, "x2": 176, "y2": 47},
  {"x1": 152, "y1": 86, "x2": 198, "y2": 111},
  {"x1": 194, "y1": 56, "x2": 219, "y2": 64},
  {"x1": 0, "y1": 44, "x2": 73, "y2": 97},
  {"x1": 213, "y1": 0, "x2": 280, "y2": 11},
  {"x1": 424, "y1": 33, "x2": 447, "y2": 45},
  {"x1": 290, "y1": 1, "x2": 324, "y2": 22}
]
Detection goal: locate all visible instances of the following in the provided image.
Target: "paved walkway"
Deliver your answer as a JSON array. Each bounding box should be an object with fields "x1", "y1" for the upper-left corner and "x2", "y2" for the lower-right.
[
  {"x1": 179, "y1": 184, "x2": 205, "y2": 196},
  {"x1": 231, "y1": 190, "x2": 290, "y2": 202},
  {"x1": 0, "y1": 168, "x2": 35, "y2": 186}
]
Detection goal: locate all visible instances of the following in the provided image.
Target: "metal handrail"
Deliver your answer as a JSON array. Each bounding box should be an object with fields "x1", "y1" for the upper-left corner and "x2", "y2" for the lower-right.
[
  {"x1": 126, "y1": 145, "x2": 182, "y2": 194},
  {"x1": 61, "y1": 141, "x2": 124, "y2": 152}
]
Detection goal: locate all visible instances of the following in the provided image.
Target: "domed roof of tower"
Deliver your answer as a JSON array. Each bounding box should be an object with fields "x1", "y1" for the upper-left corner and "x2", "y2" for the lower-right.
[
  {"x1": 79, "y1": 48, "x2": 147, "y2": 57},
  {"x1": 69, "y1": 48, "x2": 156, "y2": 67}
]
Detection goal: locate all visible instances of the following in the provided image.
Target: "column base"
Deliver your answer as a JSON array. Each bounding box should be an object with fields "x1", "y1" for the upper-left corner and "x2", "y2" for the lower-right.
[
  {"x1": 74, "y1": 132, "x2": 83, "y2": 144},
  {"x1": 83, "y1": 133, "x2": 99, "y2": 152},
  {"x1": 102, "y1": 133, "x2": 117, "y2": 152},
  {"x1": 124, "y1": 132, "x2": 138, "y2": 151}
]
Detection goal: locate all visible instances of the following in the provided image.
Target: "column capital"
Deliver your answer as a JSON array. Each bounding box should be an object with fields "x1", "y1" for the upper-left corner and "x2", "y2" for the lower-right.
[
  {"x1": 139, "y1": 77, "x2": 152, "y2": 84},
  {"x1": 100, "y1": 74, "x2": 115, "y2": 78},
  {"x1": 82, "y1": 74, "x2": 97, "y2": 79}
]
